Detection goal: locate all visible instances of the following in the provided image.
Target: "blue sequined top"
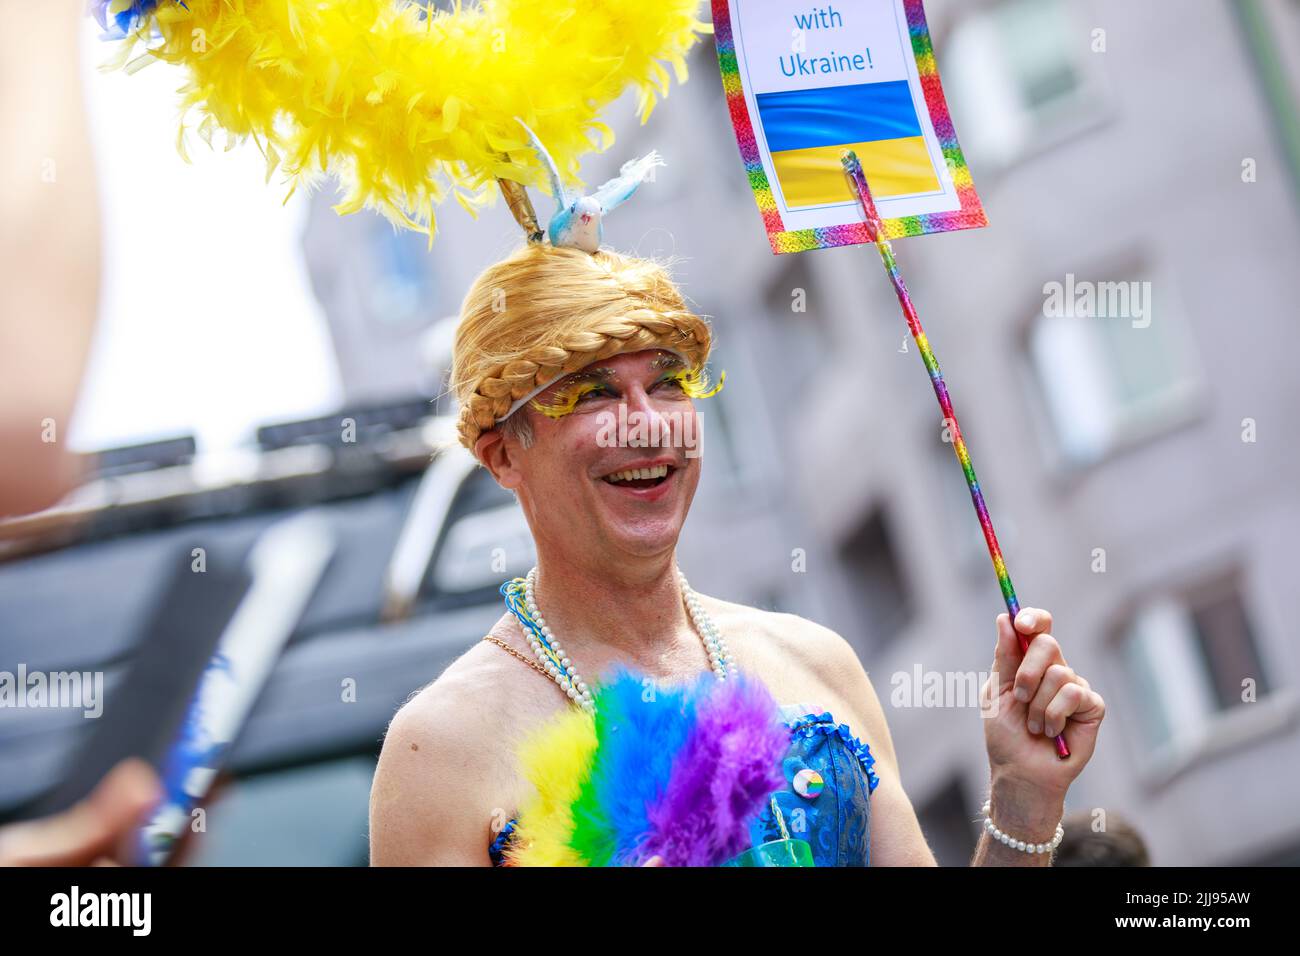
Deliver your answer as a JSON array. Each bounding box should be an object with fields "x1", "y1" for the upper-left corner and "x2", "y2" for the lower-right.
[{"x1": 489, "y1": 702, "x2": 879, "y2": 866}]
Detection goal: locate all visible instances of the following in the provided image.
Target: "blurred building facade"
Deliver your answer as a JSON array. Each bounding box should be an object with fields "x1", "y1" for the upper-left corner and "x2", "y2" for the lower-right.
[
  {"x1": 5, "y1": 0, "x2": 1294, "y2": 867},
  {"x1": 658, "y1": 0, "x2": 1300, "y2": 866},
  {"x1": 300, "y1": 0, "x2": 1300, "y2": 865}
]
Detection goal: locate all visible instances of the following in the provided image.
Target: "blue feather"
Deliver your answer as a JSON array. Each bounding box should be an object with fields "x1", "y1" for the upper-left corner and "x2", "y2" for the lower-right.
[
  {"x1": 568, "y1": 667, "x2": 697, "y2": 865},
  {"x1": 91, "y1": 1, "x2": 186, "y2": 39}
]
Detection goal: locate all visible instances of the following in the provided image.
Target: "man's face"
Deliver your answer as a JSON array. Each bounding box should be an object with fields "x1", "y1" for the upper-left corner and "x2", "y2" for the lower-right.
[{"x1": 485, "y1": 349, "x2": 705, "y2": 561}]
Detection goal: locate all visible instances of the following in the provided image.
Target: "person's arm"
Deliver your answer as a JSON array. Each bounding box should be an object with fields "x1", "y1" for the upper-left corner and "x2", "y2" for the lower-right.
[
  {"x1": 973, "y1": 609, "x2": 1105, "y2": 866},
  {"x1": 836, "y1": 640, "x2": 1062, "y2": 867},
  {"x1": 969, "y1": 776, "x2": 1062, "y2": 867},
  {"x1": 369, "y1": 687, "x2": 497, "y2": 867},
  {"x1": 0, "y1": 0, "x2": 101, "y2": 516},
  {"x1": 797, "y1": 622, "x2": 939, "y2": 866},
  {"x1": 807, "y1": 608, "x2": 1103, "y2": 867}
]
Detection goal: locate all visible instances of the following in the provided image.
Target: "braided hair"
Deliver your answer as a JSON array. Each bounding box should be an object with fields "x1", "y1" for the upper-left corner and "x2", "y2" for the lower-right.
[{"x1": 451, "y1": 243, "x2": 713, "y2": 452}]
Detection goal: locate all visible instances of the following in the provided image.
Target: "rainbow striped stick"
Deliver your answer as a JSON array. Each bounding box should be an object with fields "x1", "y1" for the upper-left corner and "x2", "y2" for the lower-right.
[{"x1": 841, "y1": 151, "x2": 1069, "y2": 760}]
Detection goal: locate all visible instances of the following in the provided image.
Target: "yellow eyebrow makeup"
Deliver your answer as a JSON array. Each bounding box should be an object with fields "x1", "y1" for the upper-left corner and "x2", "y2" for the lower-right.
[{"x1": 528, "y1": 362, "x2": 724, "y2": 420}]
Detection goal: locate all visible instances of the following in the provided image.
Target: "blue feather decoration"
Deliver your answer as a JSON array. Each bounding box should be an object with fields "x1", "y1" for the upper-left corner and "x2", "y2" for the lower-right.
[
  {"x1": 640, "y1": 671, "x2": 788, "y2": 866},
  {"x1": 567, "y1": 668, "x2": 697, "y2": 866},
  {"x1": 90, "y1": 1, "x2": 181, "y2": 38},
  {"x1": 511, "y1": 666, "x2": 789, "y2": 866}
]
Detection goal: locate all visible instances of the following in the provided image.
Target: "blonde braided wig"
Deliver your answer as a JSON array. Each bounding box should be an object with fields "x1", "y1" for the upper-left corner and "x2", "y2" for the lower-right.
[{"x1": 452, "y1": 243, "x2": 713, "y2": 452}]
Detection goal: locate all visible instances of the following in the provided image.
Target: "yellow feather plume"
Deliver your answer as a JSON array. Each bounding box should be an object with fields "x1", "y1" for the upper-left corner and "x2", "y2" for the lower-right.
[
  {"x1": 502, "y1": 705, "x2": 598, "y2": 866},
  {"x1": 101, "y1": 0, "x2": 712, "y2": 243}
]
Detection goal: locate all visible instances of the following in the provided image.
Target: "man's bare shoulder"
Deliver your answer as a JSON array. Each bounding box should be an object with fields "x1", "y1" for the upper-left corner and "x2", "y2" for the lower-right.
[
  {"x1": 695, "y1": 593, "x2": 866, "y2": 684},
  {"x1": 369, "y1": 616, "x2": 554, "y2": 865},
  {"x1": 392, "y1": 627, "x2": 520, "y2": 735}
]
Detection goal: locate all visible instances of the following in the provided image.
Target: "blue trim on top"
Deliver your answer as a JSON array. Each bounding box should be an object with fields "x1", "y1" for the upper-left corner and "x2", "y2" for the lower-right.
[
  {"x1": 488, "y1": 817, "x2": 518, "y2": 867},
  {"x1": 786, "y1": 711, "x2": 880, "y2": 795}
]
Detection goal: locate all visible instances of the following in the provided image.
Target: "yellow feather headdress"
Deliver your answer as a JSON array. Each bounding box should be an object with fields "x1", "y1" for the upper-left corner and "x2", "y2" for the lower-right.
[{"x1": 92, "y1": 0, "x2": 712, "y2": 243}]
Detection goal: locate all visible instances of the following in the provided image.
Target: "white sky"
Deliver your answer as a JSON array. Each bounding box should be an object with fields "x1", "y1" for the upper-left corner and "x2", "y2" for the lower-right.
[{"x1": 69, "y1": 20, "x2": 343, "y2": 454}]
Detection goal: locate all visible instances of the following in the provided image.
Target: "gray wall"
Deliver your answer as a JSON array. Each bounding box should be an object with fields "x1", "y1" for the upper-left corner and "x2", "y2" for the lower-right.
[{"x1": 302, "y1": 0, "x2": 1300, "y2": 865}]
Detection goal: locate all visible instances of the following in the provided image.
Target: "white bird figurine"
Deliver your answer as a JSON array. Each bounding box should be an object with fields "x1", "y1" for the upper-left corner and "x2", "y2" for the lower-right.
[{"x1": 516, "y1": 119, "x2": 665, "y2": 253}]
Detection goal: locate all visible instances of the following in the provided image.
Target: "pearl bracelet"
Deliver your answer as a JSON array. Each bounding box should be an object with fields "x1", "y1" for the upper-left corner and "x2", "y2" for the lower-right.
[{"x1": 980, "y1": 800, "x2": 1064, "y2": 855}]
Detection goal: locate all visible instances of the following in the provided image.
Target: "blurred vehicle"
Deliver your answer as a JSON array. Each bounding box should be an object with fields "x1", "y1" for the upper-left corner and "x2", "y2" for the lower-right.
[{"x1": 0, "y1": 392, "x2": 533, "y2": 865}]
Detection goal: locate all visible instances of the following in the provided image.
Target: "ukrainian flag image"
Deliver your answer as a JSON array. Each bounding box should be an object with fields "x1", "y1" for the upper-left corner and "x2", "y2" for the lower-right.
[{"x1": 756, "y1": 80, "x2": 939, "y2": 208}]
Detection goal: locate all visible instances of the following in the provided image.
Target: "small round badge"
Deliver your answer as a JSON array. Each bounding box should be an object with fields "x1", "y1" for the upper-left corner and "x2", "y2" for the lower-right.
[{"x1": 793, "y1": 767, "x2": 824, "y2": 799}]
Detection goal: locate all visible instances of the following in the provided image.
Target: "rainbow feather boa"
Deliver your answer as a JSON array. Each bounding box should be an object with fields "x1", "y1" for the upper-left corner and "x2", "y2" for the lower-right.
[
  {"x1": 505, "y1": 668, "x2": 788, "y2": 867},
  {"x1": 88, "y1": 0, "x2": 711, "y2": 241}
]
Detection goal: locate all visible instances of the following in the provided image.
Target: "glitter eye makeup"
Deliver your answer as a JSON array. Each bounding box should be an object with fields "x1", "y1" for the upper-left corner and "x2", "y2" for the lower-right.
[
  {"x1": 650, "y1": 353, "x2": 686, "y2": 372},
  {"x1": 650, "y1": 352, "x2": 725, "y2": 399},
  {"x1": 528, "y1": 361, "x2": 725, "y2": 420},
  {"x1": 667, "y1": 365, "x2": 726, "y2": 399},
  {"x1": 530, "y1": 378, "x2": 609, "y2": 419}
]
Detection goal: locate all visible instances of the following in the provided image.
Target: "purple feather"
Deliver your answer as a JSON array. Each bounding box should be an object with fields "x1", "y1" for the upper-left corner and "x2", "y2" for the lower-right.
[{"x1": 638, "y1": 673, "x2": 788, "y2": 866}]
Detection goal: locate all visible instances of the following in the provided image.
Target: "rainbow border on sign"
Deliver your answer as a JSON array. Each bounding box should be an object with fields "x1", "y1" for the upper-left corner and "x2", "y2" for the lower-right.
[{"x1": 712, "y1": 0, "x2": 988, "y2": 254}]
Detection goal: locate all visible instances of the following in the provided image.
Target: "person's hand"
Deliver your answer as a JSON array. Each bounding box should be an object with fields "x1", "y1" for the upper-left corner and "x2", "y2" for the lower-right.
[
  {"x1": 980, "y1": 608, "x2": 1105, "y2": 830},
  {"x1": 0, "y1": 758, "x2": 161, "y2": 867}
]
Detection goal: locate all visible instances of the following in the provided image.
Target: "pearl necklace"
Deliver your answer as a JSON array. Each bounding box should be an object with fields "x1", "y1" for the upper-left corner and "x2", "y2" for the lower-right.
[{"x1": 501, "y1": 566, "x2": 737, "y2": 715}]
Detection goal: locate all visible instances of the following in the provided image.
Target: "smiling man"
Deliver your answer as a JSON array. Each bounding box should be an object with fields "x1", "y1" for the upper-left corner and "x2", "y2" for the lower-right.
[{"x1": 368, "y1": 242, "x2": 1105, "y2": 867}]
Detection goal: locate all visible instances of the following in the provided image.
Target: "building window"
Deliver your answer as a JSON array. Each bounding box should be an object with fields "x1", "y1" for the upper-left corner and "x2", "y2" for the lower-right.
[
  {"x1": 367, "y1": 222, "x2": 438, "y2": 328},
  {"x1": 1025, "y1": 261, "x2": 1205, "y2": 468},
  {"x1": 1120, "y1": 574, "x2": 1272, "y2": 756},
  {"x1": 838, "y1": 505, "x2": 914, "y2": 650},
  {"x1": 942, "y1": 0, "x2": 1107, "y2": 169}
]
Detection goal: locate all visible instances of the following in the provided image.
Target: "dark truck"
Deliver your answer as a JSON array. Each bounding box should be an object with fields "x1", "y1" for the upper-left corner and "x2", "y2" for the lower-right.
[{"x1": 0, "y1": 397, "x2": 532, "y2": 865}]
